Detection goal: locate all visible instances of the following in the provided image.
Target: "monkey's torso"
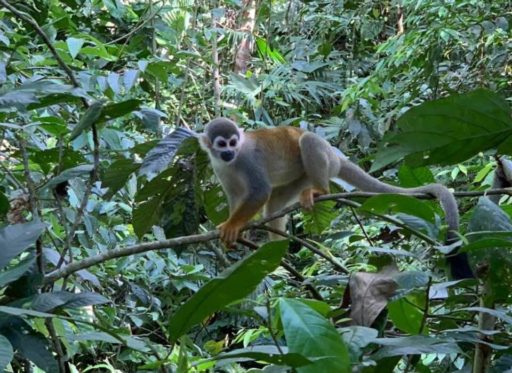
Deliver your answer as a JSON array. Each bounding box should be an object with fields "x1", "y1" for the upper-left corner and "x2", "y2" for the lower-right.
[{"x1": 210, "y1": 126, "x2": 307, "y2": 193}]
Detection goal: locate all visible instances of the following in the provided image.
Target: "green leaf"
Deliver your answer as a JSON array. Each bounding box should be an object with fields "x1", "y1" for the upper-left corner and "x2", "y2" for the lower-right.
[
  {"x1": 341, "y1": 326, "x2": 378, "y2": 360},
  {"x1": 0, "y1": 335, "x2": 13, "y2": 371},
  {"x1": 388, "y1": 297, "x2": 424, "y2": 335},
  {"x1": 279, "y1": 298, "x2": 350, "y2": 373},
  {"x1": 0, "y1": 256, "x2": 36, "y2": 288},
  {"x1": 397, "y1": 165, "x2": 435, "y2": 187},
  {"x1": 460, "y1": 307, "x2": 512, "y2": 325},
  {"x1": 467, "y1": 197, "x2": 512, "y2": 300},
  {"x1": 133, "y1": 195, "x2": 164, "y2": 238},
  {"x1": 0, "y1": 221, "x2": 46, "y2": 270},
  {"x1": 66, "y1": 37, "x2": 85, "y2": 59},
  {"x1": 123, "y1": 69, "x2": 139, "y2": 90},
  {"x1": 101, "y1": 158, "x2": 140, "y2": 197},
  {"x1": 70, "y1": 100, "x2": 104, "y2": 140},
  {"x1": 203, "y1": 185, "x2": 228, "y2": 225},
  {"x1": 136, "y1": 108, "x2": 166, "y2": 132},
  {"x1": 30, "y1": 291, "x2": 110, "y2": 312},
  {"x1": 139, "y1": 128, "x2": 196, "y2": 178},
  {"x1": 41, "y1": 164, "x2": 93, "y2": 190},
  {"x1": 373, "y1": 89, "x2": 512, "y2": 170},
  {"x1": 98, "y1": 99, "x2": 141, "y2": 122},
  {"x1": 461, "y1": 238, "x2": 512, "y2": 253},
  {"x1": 0, "y1": 192, "x2": 8, "y2": 216},
  {"x1": 255, "y1": 37, "x2": 286, "y2": 64},
  {"x1": 213, "y1": 346, "x2": 311, "y2": 368},
  {"x1": 168, "y1": 240, "x2": 288, "y2": 342},
  {"x1": 107, "y1": 72, "x2": 121, "y2": 94},
  {"x1": 0, "y1": 90, "x2": 38, "y2": 108},
  {"x1": 372, "y1": 336, "x2": 461, "y2": 359},
  {"x1": 360, "y1": 194, "x2": 435, "y2": 223},
  {"x1": 303, "y1": 200, "x2": 337, "y2": 235},
  {"x1": 5, "y1": 328, "x2": 58, "y2": 372}
]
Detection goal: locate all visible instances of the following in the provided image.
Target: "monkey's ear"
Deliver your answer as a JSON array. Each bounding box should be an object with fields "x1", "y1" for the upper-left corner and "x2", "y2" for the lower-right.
[{"x1": 199, "y1": 134, "x2": 211, "y2": 150}]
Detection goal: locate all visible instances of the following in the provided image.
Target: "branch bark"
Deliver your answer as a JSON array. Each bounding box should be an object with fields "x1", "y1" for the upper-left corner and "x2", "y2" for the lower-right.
[{"x1": 44, "y1": 187, "x2": 509, "y2": 283}]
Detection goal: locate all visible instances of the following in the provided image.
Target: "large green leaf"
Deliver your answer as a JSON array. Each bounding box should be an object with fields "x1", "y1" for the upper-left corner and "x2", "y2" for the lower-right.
[
  {"x1": 360, "y1": 194, "x2": 435, "y2": 223},
  {"x1": 371, "y1": 336, "x2": 461, "y2": 359},
  {"x1": 30, "y1": 291, "x2": 110, "y2": 312},
  {"x1": 66, "y1": 37, "x2": 85, "y2": 59},
  {"x1": 303, "y1": 200, "x2": 338, "y2": 235},
  {"x1": 5, "y1": 328, "x2": 57, "y2": 372},
  {"x1": 101, "y1": 158, "x2": 140, "y2": 197},
  {"x1": 388, "y1": 297, "x2": 424, "y2": 335},
  {"x1": 213, "y1": 346, "x2": 311, "y2": 368},
  {"x1": 168, "y1": 240, "x2": 288, "y2": 342},
  {"x1": 0, "y1": 335, "x2": 13, "y2": 371},
  {"x1": 70, "y1": 100, "x2": 104, "y2": 140},
  {"x1": 139, "y1": 128, "x2": 196, "y2": 178},
  {"x1": 466, "y1": 197, "x2": 512, "y2": 301},
  {"x1": 41, "y1": 164, "x2": 94, "y2": 190},
  {"x1": 373, "y1": 90, "x2": 512, "y2": 171},
  {"x1": 279, "y1": 298, "x2": 350, "y2": 373},
  {"x1": 0, "y1": 256, "x2": 36, "y2": 288},
  {"x1": 397, "y1": 165, "x2": 435, "y2": 187},
  {"x1": 0, "y1": 221, "x2": 46, "y2": 270},
  {"x1": 132, "y1": 195, "x2": 164, "y2": 238},
  {"x1": 98, "y1": 99, "x2": 141, "y2": 123}
]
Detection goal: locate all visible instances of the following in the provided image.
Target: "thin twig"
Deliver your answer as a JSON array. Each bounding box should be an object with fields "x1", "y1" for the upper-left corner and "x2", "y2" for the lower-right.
[
  {"x1": 256, "y1": 225, "x2": 350, "y2": 274},
  {"x1": 238, "y1": 238, "x2": 324, "y2": 301},
  {"x1": 106, "y1": 3, "x2": 164, "y2": 45},
  {"x1": 419, "y1": 276, "x2": 432, "y2": 334},
  {"x1": 265, "y1": 293, "x2": 284, "y2": 354},
  {"x1": 280, "y1": 260, "x2": 324, "y2": 301},
  {"x1": 349, "y1": 206, "x2": 374, "y2": 246},
  {"x1": 45, "y1": 319, "x2": 67, "y2": 373},
  {"x1": 19, "y1": 137, "x2": 44, "y2": 273},
  {"x1": 211, "y1": 10, "x2": 222, "y2": 115}
]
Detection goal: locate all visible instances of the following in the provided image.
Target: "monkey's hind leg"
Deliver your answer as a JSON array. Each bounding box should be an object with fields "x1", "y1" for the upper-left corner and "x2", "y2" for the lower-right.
[
  {"x1": 299, "y1": 133, "x2": 338, "y2": 197},
  {"x1": 264, "y1": 181, "x2": 311, "y2": 240}
]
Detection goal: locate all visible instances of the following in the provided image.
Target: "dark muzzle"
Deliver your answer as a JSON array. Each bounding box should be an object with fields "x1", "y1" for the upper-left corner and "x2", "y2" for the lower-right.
[{"x1": 221, "y1": 151, "x2": 235, "y2": 162}]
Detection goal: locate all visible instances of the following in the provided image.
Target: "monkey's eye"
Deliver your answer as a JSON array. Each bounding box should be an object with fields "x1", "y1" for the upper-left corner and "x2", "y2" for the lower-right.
[
  {"x1": 229, "y1": 139, "x2": 237, "y2": 147},
  {"x1": 217, "y1": 140, "x2": 227, "y2": 148}
]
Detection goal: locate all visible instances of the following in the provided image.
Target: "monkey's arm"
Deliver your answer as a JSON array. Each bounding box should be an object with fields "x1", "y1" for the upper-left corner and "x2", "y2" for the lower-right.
[
  {"x1": 218, "y1": 161, "x2": 272, "y2": 244},
  {"x1": 218, "y1": 195, "x2": 269, "y2": 244}
]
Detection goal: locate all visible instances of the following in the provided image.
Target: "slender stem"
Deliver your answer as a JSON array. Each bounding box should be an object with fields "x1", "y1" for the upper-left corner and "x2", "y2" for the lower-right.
[
  {"x1": 238, "y1": 238, "x2": 324, "y2": 301},
  {"x1": 19, "y1": 137, "x2": 44, "y2": 273},
  {"x1": 255, "y1": 226, "x2": 350, "y2": 274}
]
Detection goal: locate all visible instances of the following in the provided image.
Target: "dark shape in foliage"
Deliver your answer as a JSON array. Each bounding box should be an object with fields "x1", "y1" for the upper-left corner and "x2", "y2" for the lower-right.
[{"x1": 139, "y1": 127, "x2": 196, "y2": 178}]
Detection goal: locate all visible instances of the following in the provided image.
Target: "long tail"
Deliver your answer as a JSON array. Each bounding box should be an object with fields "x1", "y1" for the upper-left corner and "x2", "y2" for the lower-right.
[{"x1": 337, "y1": 158, "x2": 474, "y2": 279}]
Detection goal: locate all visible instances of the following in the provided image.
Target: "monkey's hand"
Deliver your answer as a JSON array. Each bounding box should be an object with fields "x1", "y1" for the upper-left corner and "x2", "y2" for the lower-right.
[{"x1": 218, "y1": 220, "x2": 243, "y2": 246}]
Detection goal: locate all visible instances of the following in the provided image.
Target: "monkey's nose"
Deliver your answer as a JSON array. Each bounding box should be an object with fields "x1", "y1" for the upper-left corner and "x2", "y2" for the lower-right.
[{"x1": 221, "y1": 151, "x2": 235, "y2": 162}]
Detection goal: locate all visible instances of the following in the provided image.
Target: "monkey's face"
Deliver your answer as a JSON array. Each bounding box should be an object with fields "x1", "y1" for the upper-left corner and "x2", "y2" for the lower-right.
[
  {"x1": 199, "y1": 118, "x2": 244, "y2": 164},
  {"x1": 210, "y1": 134, "x2": 242, "y2": 163}
]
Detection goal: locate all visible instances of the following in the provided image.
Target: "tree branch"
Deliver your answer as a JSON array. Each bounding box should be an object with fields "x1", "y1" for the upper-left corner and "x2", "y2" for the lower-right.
[{"x1": 44, "y1": 188, "x2": 510, "y2": 283}]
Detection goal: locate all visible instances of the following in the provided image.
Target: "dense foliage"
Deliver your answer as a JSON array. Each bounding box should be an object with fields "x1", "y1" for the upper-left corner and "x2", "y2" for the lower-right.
[{"x1": 0, "y1": 0, "x2": 511, "y2": 371}]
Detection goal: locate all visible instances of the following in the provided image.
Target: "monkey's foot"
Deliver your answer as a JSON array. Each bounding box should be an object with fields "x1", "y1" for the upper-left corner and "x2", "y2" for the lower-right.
[
  {"x1": 217, "y1": 221, "x2": 242, "y2": 246},
  {"x1": 300, "y1": 188, "x2": 329, "y2": 210},
  {"x1": 299, "y1": 189, "x2": 315, "y2": 210}
]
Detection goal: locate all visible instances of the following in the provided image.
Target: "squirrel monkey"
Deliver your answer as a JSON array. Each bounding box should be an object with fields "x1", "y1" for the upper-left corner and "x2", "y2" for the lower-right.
[{"x1": 197, "y1": 117, "x2": 472, "y2": 279}]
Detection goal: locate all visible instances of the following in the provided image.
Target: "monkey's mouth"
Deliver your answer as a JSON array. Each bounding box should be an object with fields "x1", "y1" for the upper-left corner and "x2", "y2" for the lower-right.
[{"x1": 220, "y1": 151, "x2": 235, "y2": 162}]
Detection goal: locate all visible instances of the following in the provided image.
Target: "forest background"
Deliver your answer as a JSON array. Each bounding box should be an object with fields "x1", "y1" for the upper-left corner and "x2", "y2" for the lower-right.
[{"x1": 0, "y1": 0, "x2": 512, "y2": 372}]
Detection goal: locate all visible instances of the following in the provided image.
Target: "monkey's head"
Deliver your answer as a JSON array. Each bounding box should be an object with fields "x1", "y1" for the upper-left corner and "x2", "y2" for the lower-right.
[{"x1": 199, "y1": 118, "x2": 244, "y2": 164}]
